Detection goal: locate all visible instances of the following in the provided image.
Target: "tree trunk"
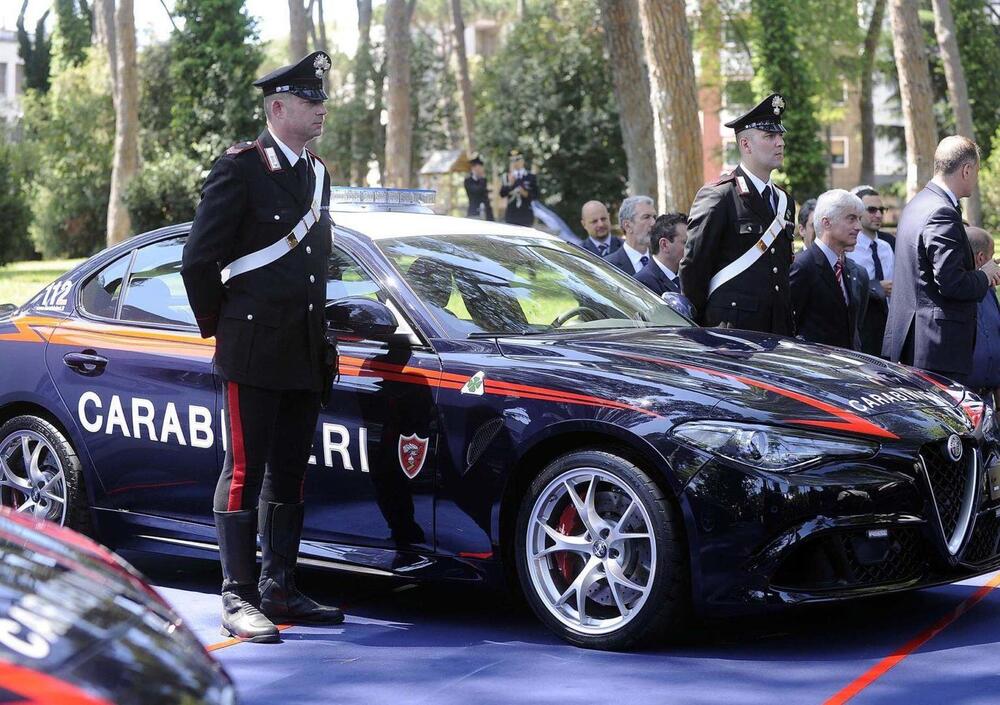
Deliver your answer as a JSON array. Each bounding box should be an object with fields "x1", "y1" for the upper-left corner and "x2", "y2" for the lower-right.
[
  {"x1": 599, "y1": 0, "x2": 657, "y2": 197},
  {"x1": 107, "y1": 0, "x2": 138, "y2": 247},
  {"x1": 315, "y1": 0, "x2": 327, "y2": 50},
  {"x1": 93, "y1": 0, "x2": 117, "y2": 96},
  {"x1": 859, "y1": 0, "x2": 886, "y2": 187},
  {"x1": 931, "y1": 0, "x2": 981, "y2": 224},
  {"x1": 451, "y1": 0, "x2": 476, "y2": 154},
  {"x1": 288, "y1": 0, "x2": 309, "y2": 61},
  {"x1": 351, "y1": 0, "x2": 373, "y2": 185},
  {"x1": 889, "y1": 0, "x2": 938, "y2": 199},
  {"x1": 637, "y1": 0, "x2": 703, "y2": 212},
  {"x1": 385, "y1": 0, "x2": 413, "y2": 188}
]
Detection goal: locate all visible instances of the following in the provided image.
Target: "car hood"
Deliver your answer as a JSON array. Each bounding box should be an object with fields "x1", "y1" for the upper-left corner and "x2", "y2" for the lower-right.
[{"x1": 496, "y1": 327, "x2": 974, "y2": 440}]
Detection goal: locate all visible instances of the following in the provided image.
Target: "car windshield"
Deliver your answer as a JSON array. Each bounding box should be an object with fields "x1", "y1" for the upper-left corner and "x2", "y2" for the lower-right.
[{"x1": 377, "y1": 232, "x2": 691, "y2": 338}]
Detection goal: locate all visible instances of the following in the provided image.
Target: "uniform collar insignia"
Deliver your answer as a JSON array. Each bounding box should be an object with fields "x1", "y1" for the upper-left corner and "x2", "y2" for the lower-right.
[
  {"x1": 735, "y1": 175, "x2": 750, "y2": 196},
  {"x1": 264, "y1": 146, "x2": 282, "y2": 172}
]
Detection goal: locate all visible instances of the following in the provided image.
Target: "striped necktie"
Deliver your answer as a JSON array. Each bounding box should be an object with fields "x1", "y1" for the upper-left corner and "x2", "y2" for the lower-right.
[{"x1": 834, "y1": 259, "x2": 848, "y2": 304}]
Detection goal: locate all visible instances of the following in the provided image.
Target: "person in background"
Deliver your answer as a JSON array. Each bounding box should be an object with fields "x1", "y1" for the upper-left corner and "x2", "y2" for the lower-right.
[
  {"x1": 797, "y1": 198, "x2": 817, "y2": 249},
  {"x1": 604, "y1": 195, "x2": 655, "y2": 276},
  {"x1": 790, "y1": 190, "x2": 869, "y2": 350},
  {"x1": 500, "y1": 149, "x2": 538, "y2": 226},
  {"x1": 464, "y1": 154, "x2": 494, "y2": 220},
  {"x1": 846, "y1": 185, "x2": 895, "y2": 356},
  {"x1": 965, "y1": 226, "x2": 1000, "y2": 407},
  {"x1": 579, "y1": 200, "x2": 621, "y2": 256},
  {"x1": 636, "y1": 212, "x2": 687, "y2": 296}
]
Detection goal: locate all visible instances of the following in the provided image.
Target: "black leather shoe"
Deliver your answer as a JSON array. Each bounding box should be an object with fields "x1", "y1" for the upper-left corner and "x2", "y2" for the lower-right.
[
  {"x1": 258, "y1": 501, "x2": 345, "y2": 625},
  {"x1": 216, "y1": 509, "x2": 280, "y2": 642}
]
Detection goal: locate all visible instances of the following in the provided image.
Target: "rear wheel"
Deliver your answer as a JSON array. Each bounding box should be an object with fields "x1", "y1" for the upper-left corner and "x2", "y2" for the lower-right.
[
  {"x1": 515, "y1": 450, "x2": 687, "y2": 650},
  {"x1": 0, "y1": 415, "x2": 90, "y2": 533}
]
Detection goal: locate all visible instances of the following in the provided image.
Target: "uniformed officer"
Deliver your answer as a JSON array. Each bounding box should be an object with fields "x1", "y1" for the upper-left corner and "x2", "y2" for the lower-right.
[
  {"x1": 679, "y1": 94, "x2": 796, "y2": 334},
  {"x1": 181, "y1": 51, "x2": 344, "y2": 643},
  {"x1": 499, "y1": 149, "x2": 538, "y2": 226},
  {"x1": 464, "y1": 153, "x2": 494, "y2": 220}
]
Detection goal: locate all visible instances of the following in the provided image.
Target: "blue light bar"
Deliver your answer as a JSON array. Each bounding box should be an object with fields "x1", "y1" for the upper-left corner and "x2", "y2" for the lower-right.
[{"x1": 329, "y1": 187, "x2": 436, "y2": 207}]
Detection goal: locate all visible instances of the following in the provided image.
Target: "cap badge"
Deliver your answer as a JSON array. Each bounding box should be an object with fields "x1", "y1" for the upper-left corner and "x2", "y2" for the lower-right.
[
  {"x1": 313, "y1": 53, "x2": 331, "y2": 78},
  {"x1": 771, "y1": 95, "x2": 785, "y2": 115}
]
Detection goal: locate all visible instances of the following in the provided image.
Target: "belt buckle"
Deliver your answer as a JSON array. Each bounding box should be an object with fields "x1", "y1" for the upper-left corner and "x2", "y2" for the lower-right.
[
  {"x1": 756, "y1": 239, "x2": 767, "y2": 252},
  {"x1": 285, "y1": 233, "x2": 298, "y2": 249}
]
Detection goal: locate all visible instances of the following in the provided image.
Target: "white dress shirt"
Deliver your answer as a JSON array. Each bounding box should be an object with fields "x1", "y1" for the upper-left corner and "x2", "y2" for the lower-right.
[
  {"x1": 739, "y1": 163, "x2": 775, "y2": 197},
  {"x1": 931, "y1": 177, "x2": 960, "y2": 208},
  {"x1": 847, "y1": 230, "x2": 894, "y2": 289},
  {"x1": 622, "y1": 242, "x2": 649, "y2": 273},
  {"x1": 269, "y1": 129, "x2": 307, "y2": 166}
]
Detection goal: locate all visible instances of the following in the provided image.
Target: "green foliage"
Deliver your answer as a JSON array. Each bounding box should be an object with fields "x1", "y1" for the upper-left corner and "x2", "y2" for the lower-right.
[
  {"x1": 411, "y1": 32, "x2": 460, "y2": 181},
  {"x1": 0, "y1": 136, "x2": 35, "y2": 265},
  {"x1": 138, "y1": 40, "x2": 177, "y2": 155},
  {"x1": 943, "y1": 0, "x2": 1000, "y2": 159},
  {"x1": 17, "y1": 8, "x2": 51, "y2": 94},
  {"x1": 23, "y1": 50, "x2": 114, "y2": 258},
  {"x1": 169, "y1": 0, "x2": 264, "y2": 168},
  {"x1": 123, "y1": 151, "x2": 203, "y2": 234},
  {"x1": 982, "y1": 126, "x2": 1000, "y2": 234},
  {"x1": 750, "y1": 0, "x2": 829, "y2": 202},
  {"x1": 475, "y1": 0, "x2": 626, "y2": 228},
  {"x1": 52, "y1": 0, "x2": 92, "y2": 70}
]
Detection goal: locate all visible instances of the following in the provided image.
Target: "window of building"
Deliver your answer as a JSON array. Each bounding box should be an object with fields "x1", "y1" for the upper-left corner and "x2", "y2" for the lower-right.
[
  {"x1": 0, "y1": 63, "x2": 7, "y2": 96},
  {"x1": 14, "y1": 63, "x2": 24, "y2": 95},
  {"x1": 830, "y1": 137, "x2": 849, "y2": 168}
]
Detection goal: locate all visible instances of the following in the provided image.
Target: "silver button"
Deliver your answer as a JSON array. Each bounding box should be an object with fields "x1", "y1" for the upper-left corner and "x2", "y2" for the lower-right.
[
  {"x1": 308, "y1": 303, "x2": 314, "y2": 312},
  {"x1": 731, "y1": 301, "x2": 737, "y2": 307},
  {"x1": 774, "y1": 285, "x2": 779, "y2": 291},
  {"x1": 772, "y1": 267, "x2": 778, "y2": 274},
  {"x1": 309, "y1": 275, "x2": 315, "y2": 283},
  {"x1": 306, "y1": 246, "x2": 312, "y2": 254},
  {"x1": 247, "y1": 314, "x2": 253, "y2": 321},
  {"x1": 273, "y1": 215, "x2": 280, "y2": 221}
]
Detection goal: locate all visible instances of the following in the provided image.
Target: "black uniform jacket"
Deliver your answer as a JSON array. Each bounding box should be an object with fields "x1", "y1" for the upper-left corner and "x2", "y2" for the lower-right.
[
  {"x1": 883, "y1": 182, "x2": 988, "y2": 376},
  {"x1": 790, "y1": 243, "x2": 869, "y2": 351},
  {"x1": 635, "y1": 260, "x2": 681, "y2": 296},
  {"x1": 464, "y1": 175, "x2": 494, "y2": 220},
  {"x1": 679, "y1": 165, "x2": 796, "y2": 334},
  {"x1": 499, "y1": 171, "x2": 538, "y2": 226},
  {"x1": 181, "y1": 129, "x2": 333, "y2": 391}
]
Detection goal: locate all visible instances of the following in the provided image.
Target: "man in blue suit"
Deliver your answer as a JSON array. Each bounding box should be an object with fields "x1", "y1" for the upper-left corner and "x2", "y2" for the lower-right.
[
  {"x1": 883, "y1": 136, "x2": 1000, "y2": 383},
  {"x1": 605, "y1": 195, "x2": 655, "y2": 276},
  {"x1": 579, "y1": 200, "x2": 622, "y2": 256},
  {"x1": 636, "y1": 213, "x2": 687, "y2": 296}
]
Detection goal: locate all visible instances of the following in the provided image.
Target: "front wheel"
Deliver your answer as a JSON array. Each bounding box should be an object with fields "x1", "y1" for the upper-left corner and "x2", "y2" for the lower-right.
[{"x1": 515, "y1": 450, "x2": 688, "y2": 650}]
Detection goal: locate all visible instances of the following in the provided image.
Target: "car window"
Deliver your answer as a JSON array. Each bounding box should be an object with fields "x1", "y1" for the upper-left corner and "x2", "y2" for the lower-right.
[
  {"x1": 80, "y1": 254, "x2": 130, "y2": 319},
  {"x1": 377, "y1": 233, "x2": 689, "y2": 338},
  {"x1": 327, "y1": 247, "x2": 382, "y2": 302},
  {"x1": 119, "y1": 237, "x2": 196, "y2": 327}
]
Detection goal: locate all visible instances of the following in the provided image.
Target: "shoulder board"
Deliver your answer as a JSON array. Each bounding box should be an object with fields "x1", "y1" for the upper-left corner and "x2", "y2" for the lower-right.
[
  {"x1": 226, "y1": 141, "x2": 255, "y2": 156},
  {"x1": 712, "y1": 171, "x2": 736, "y2": 187}
]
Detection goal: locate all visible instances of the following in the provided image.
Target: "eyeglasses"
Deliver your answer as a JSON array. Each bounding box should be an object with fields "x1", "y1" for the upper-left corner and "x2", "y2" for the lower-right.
[{"x1": 866, "y1": 206, "x2": 887, "y2": 214}]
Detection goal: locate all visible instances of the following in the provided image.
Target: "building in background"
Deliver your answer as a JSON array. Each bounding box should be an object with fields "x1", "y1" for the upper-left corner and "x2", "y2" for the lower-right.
[{"x1": 0, "y1": 28, "x2": 24, "y2": 127}]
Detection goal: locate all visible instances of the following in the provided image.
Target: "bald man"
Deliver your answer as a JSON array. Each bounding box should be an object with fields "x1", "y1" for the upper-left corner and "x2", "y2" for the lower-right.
[
  {"x1": 967, "y1": 226, "x2": 1000, "y2": 403},
  {"x1": 579, "y1": 201, "x2": 622, "y2": 257}
]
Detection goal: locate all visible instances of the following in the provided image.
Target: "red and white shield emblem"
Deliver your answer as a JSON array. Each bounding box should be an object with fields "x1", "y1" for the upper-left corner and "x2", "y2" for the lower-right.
[{"x1": 398, "y1": 433, "x2": 429, "y2": 478}]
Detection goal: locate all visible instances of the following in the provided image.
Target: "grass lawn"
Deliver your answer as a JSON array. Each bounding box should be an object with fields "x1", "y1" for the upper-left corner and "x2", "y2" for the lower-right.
[{"x1": 0, "y1": 259, "x2": 86, "y2": 307}]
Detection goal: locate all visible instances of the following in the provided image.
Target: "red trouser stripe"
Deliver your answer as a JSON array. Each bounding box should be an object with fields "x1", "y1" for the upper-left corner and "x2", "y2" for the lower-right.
[{"x1": 226, "y1": 381, "x2": 247, "y2": 511}]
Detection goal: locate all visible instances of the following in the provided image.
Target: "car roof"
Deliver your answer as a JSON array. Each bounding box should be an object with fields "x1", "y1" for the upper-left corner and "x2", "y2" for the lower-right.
[{"x1": 333, "y1": 211, "x2": 561, "y2": 242}]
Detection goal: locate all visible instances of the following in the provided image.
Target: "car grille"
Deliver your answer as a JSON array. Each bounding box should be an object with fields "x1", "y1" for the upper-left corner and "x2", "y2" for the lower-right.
[
  {"x1": 771, "y1": 527, "x2": 926, "y2": 592},
  {"x1": 920, "y1": 439, "x2": 977, "y2": 554},
  {"x1": 962, "y1": 511, "x2": 1000, "y2": 565}
]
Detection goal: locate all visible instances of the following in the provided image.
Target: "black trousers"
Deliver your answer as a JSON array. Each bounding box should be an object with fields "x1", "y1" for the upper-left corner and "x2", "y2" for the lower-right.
[{"x1": 214, "y1": 380, "x2": 321, "y2": 512}]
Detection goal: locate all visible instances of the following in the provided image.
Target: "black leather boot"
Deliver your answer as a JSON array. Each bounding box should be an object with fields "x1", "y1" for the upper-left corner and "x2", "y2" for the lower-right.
[
  {"x1": 216, "y1": 509, "x2": 280, "y2": 643},
  {"x1": 258, "y1": 501, "x2": 345, "y2": 625}
]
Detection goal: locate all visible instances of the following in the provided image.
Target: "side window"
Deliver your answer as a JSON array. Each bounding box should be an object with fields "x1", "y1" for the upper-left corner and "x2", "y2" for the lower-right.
[
  {"x1": 119, "y1": 237, "x2": 195, "y2": 327},
  {"x1": 327, "y1": 247, "x2": 382, "y2": 302},
  {"x1": 80, "y1": 254, "x2": 130, "y2": 319}
]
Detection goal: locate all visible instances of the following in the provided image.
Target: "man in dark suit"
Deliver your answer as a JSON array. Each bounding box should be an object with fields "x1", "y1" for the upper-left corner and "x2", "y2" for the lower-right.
[
  {"x1": 966, "y1": 226, "x2": 1000, "y2": 405},
  {"x1": 790, "y1": 190, "x2": 870, "y2": 350},
  {"x1": 182, "y1": 52, "x2": 344, "y2": 643},
  {"x1": 579, "y1": 200, "x2": 622, "y2": 256},
  {"x1": 846, "y1": 185, "x2": 895, "y2": 356},
  {"x1": 463, "y1": 153, "x2": 493, "y2": 220},
  {"x1": 499, "y1": 150, "x2": 538, "y2": 226},
  {"x1": 604, "y1": 195, "x2": 655, "y2": 276},
  {"x1": 636, "y1": 212, "x2": 687, "y2": 296},
  {"x1": 680, "y1": 94, "x2": 796, "y2": 334},
  {"x1": 883, "y1": 136, "x2": 1000, "y2": 382}
]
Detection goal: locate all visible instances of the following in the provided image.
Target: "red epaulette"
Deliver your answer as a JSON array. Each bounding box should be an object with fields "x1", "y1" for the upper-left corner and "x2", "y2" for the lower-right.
[
  {"x1": 712, "y1": 171, "x2": 736, "y2": 187},
  {"x1": 226, "y1": 141, "x2": 255, "y2": 156}
]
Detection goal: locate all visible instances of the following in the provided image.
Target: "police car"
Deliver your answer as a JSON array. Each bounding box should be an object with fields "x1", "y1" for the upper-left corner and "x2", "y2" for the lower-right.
[{"x1": 2, "y1": 188, "x2": 1000, "y2": 650}]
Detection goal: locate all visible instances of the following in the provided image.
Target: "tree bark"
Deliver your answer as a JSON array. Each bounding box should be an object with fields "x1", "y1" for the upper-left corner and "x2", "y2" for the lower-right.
[
  {"x1": 288, "y1": 0, "x2": 309, "y2": 60},
  {"x1": 351, "y1": 0, "x2": 373, "y2": 185},
  {"x1": 107, "y1": 0, "x2": 138, "y2": 247},
  {"x1": 637, "y1": 0, "x2": 703, "y2": 212},
  {"x1": 315, "y1": 0, "x2": 327, "y2": 50},
  {"x1": 889, "y1": 0, "x2": 938, "y2": 199},
  {"x1": 451, "y1": 0, "x2": 476, "y2": 154},
  {"x1": 931, "y1": 0, "x2": 981, "y2": 225},
  {"x1": 385, "y1": 0, "x2": 414, "y2": 188},
  {"x1": 599, "y1": 0, "x2": 657, "y2": 197},
  {"x1": 92, "y1": 0, "x2": 117, "y2": 96},
  {"x1": 859, "y1": 0, "x2": 886, "y2": 187}
]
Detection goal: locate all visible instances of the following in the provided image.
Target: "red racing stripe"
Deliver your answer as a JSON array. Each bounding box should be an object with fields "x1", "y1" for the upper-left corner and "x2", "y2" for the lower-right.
[
  {"x1": 226, "y1": 382, "x2": 247, "y2": 511},
  {"x1": 0, "y1": 662, "x2": 114, "y2": 704}
]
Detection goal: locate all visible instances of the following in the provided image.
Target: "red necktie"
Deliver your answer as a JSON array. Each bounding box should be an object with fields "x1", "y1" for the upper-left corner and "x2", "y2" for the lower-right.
[{"x1": 834, "y1": 260, "x2": 848, "y2": 304}]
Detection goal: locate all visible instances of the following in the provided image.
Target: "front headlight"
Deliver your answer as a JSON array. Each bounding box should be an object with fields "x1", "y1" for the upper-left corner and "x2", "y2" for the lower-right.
[{"x1": 672, "y1": 420, "x2": 879, "y2": 471}]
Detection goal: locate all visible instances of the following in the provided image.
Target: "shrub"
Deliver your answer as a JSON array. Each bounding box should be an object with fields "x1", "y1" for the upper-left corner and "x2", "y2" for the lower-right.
[{"x1": 124, "y1": 151, "x2": 204, "y2": 234}]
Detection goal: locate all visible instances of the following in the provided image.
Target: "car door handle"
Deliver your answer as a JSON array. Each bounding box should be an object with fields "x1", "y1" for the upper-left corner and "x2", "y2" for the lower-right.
[{"x1": 63, "y1": 351, "x2": 108, "y2": 376}]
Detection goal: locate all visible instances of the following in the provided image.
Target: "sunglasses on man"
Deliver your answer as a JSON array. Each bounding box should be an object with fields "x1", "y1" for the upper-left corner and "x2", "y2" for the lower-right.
[{"x1": 866, "y1": 206, "x2": 887, "y2": 214}]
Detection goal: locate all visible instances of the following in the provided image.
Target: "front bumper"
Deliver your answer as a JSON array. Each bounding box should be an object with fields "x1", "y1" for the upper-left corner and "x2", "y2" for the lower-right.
[{"x1": 681, "y1": 434, "x2": 1000, "y2": 614}]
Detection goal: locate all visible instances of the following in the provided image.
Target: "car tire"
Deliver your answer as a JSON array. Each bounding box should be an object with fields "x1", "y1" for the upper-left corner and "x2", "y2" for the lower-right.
[
  {"x1": 515, "y1": 450, "x2": 687, "y2": 650},
  {"x1": 0, "y1": 415, "x2": 91, "y2": 534}
]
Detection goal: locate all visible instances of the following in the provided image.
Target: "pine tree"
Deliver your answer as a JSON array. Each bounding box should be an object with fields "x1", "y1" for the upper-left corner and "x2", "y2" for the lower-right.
[
  {"x1": 16, "y1": 2, "x2": 52, "y2": 94},
  {"x1": 52, "y1": 0, "x2": 93, "y2": 69}
]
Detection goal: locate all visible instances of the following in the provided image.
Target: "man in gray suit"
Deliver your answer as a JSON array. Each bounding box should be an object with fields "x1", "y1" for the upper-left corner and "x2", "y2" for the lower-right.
[{"x1": 883, "y1": 136, "x2": 1000, "y2": 383}]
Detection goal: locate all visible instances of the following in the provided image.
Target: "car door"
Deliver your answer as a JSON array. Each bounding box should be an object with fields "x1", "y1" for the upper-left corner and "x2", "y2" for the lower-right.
[
  {"x1": 301, "y1": 246, "x2": 439, "y2": 551},
  {"x1": 45, "y1": 235, "x2": 220, "y2": 525}
]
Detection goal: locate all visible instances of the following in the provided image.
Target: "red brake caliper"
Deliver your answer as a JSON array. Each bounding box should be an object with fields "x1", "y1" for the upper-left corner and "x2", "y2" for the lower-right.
[{"x1": 554, "y1": 502, "x2": 583, "y2": 583}]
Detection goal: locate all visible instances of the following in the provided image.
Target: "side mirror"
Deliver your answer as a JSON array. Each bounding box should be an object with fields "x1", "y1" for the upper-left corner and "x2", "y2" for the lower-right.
[
  {"x1": 0, "y1": 304, "x2": 17, "y2": 318},
  {"x1": 326, "y1": 297, "x2": 398, "y2": 338},
  {"x1": 661, "y1": 291, "x2": 696, "y2": 320}
]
